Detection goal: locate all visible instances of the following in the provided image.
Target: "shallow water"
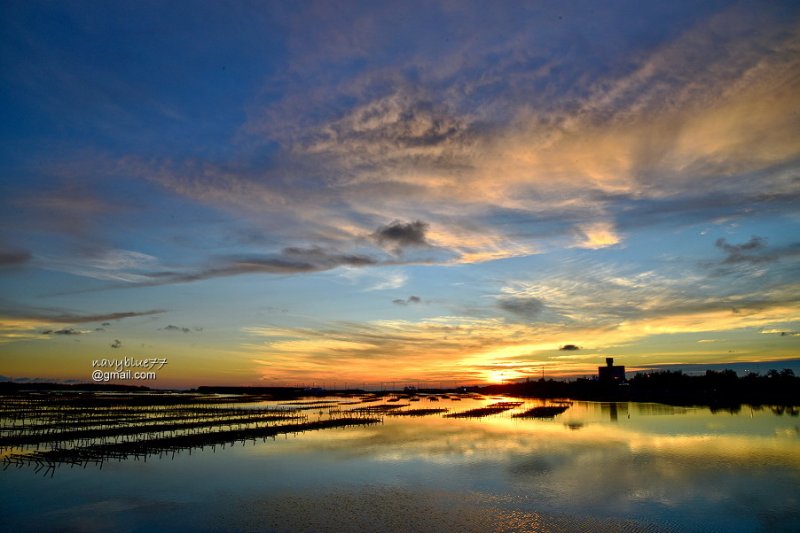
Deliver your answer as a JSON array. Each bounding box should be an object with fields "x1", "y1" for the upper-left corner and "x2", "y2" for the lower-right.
[{"x1": 2, "y1": 395, "x2": 799, "y2": 532}]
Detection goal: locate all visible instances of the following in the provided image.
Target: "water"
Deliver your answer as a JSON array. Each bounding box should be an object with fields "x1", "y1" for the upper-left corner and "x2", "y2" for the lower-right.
[{"x1": 2, "y1": 395, "x2": 799, "y2": 532}]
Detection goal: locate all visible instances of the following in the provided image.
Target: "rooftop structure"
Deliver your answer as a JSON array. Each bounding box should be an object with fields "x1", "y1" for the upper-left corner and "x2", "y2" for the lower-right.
[{"x1": 598, "y1": 357, "x2": 626, "y2": 383}]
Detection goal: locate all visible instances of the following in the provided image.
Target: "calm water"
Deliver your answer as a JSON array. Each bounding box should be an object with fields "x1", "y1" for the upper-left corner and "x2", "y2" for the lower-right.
[{"x1": 2, "y1": 395, "x2": 799, "y2": 532}]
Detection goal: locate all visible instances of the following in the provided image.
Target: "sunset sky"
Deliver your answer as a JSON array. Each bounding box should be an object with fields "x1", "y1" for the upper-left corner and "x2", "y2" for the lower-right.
[{"x1": 1, "y1": 1, "x2": 799, "y2": 388}]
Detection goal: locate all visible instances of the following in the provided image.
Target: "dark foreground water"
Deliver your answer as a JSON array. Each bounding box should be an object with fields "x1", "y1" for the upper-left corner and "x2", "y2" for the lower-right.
[{"x1": 2, "y1": 395, "x2": 799, "y2": 532}]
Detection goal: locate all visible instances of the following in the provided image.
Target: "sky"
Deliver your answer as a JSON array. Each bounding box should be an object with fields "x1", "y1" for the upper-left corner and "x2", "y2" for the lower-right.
[{"x1": 1, "y1": 1, "x2": 799, "y2": 388}]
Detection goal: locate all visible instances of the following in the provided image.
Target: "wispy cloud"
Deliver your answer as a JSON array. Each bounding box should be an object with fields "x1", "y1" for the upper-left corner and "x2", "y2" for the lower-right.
[
  {"x1": 0, "y1": 305, "x2": 165, "y2": 343},
  {"x1": 1, "y1": 306, "x2": 165, "y2": 324},
  {"x1": 136, "y1": 248, "x2": 380, "y2": 286},
  {"x1": 340, "y1": 267, "x2": 408, "y2": 292},
  {"x1": 761, "y1": 329, "x2": 800, "y2": 337},
  {"x1": 38, "y1": 248, "x2": 162, "y2": 283}
]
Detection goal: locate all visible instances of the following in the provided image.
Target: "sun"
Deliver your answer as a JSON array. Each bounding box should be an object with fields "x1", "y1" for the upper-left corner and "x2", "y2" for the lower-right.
[{"x1": 487, "y1": 370, "x2": 508, "y2": 384}]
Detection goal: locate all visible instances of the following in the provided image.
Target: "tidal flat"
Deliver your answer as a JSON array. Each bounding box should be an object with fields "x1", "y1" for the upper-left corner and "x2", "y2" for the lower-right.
[{"x1": 1, "y1": 393, "x2": 798, "y2": 532}]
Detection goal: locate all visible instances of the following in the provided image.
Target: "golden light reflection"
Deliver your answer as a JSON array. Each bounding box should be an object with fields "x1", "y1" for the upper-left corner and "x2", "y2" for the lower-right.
[{"x1": 249, "y1": 397, "x2": 800, "y2": 472}]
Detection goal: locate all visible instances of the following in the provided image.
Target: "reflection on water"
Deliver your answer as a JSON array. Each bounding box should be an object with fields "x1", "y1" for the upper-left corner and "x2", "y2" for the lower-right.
[{"x1": 2, "y1": 394, "x2": 799, "y2": 532}]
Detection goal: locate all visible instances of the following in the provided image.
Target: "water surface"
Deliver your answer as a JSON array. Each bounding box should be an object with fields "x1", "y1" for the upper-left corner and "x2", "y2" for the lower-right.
[{"x1": 2, "y1": 395, "x2": 798, "y2": 532}]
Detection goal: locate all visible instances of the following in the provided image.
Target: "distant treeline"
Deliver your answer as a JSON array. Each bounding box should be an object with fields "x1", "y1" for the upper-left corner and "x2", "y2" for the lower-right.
[
  {"x1": 481, "y1": 369, "x2": 800, "y2": 407},
  {"x1": 0, "y1": 382, "x2": 150, "y2": 393}
]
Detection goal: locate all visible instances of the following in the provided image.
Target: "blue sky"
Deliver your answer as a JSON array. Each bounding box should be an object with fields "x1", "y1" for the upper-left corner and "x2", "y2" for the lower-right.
[{"x1": 1, "y1": 1, "x2": 799, "y2": 387}]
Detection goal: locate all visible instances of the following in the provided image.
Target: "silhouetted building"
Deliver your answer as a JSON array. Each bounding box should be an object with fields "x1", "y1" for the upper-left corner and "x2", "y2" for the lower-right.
[{"x1": 598, "y1": 357, "x2": 625, "y2": 383}]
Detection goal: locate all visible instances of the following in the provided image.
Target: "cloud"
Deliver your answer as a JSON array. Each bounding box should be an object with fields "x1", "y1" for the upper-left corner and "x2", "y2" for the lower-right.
[
  {"x1": 162, "y1": 325, "x2": 192, "y2": 333},
  {"x1": 574, "y1": 222, "x2": 621, "y2": 250},
  {"x1": 559, "y1": 344, "x2": 581, "y2": 351},
  {"x1": 706, "y1": 238, "x2": 800, "y2": 278},
  {"x1": 393, "y1": 295, "x2": 422, "y2": 306},
  {"x1": 134, "y1": 12, "x2": 799, "y2": 270},
  {"x1": 111, "y1": 339, "x2": 122, "y2": 348},
  {"x1": 241, "y1": 288, "x2": 800, "y2": 384},
  {"x1": 2, "y1": 2, "x2": 800, "y2": 386},
  {"x1": 497, "y1": 297, "x2": 545, "y2": 319},
  {"x1": 499, "y1": 260, "x2": 800, "y2": 334},
  {"x1": 761, "y1": 329, "x2": 800, "y2": 337},
  {"x1": 37, "y1": 248, "x2": 165, "y2": 283},
  {"x1": 715, "y1": 236, "x2": 771, "y2": 264},
  {"x1": 0, "y1": 306, "x2": 165, "y2": 344},
  {"x1": 373, "y1": 220, "x2": 430, "y2": 249},
  {"x1": 114, "y1": 247, "x2": 382, "y2": 288},
  {"x1": 4, "y1": 307, "x2": 165, "y2": 324},
  {"x1": 42, "y1": 328, "x2": 86, "y2": 335},
  {"x1": 300, "y1": 88, "x2": 473, "y2": 165},
  {"x1": 0, "y1": 247, "x2": 32, "y2": 267},
  {"x1": 282, "y1": 246, "x2": 378, "y2": 268},
  {"x1": 4, "y1": 2, "x2": 796, "y2": 292}
]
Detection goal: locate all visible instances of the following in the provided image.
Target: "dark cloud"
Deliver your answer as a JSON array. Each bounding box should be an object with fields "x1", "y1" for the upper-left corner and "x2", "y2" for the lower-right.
[
  {"x1": 393, "y1": 295, "x2": 422, "y2": 306},
  {"x1": 162, "y1": 325, "x2": 191, "y2": 333},
  {"x1": 6, "y1": 307, "x2": 165, "y2": 324},
  {"x1": 560, "y1": 344, "x2": 581, "y2": 351},
  {"x1": 0, "y1": 247, "x2": 32, "y2": 267},
  {"x1": 706, "y1": 237, "x2": 800, "y2": 276},
  {"x1": 42, "y1": 328, "x2": 83, "y2": 335},
  {"x1": 373, "y1": 220, "x2": 430, "y2": 248},
  {"x1": 715, "y1": 236, "x2": 772, "y2": 264},
  {"x1": 497, "y1": 297, "x2": 545, "y2": 318},
  {"x1": 111, "y1": 339, "x2": 122, "y2": 348}
]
